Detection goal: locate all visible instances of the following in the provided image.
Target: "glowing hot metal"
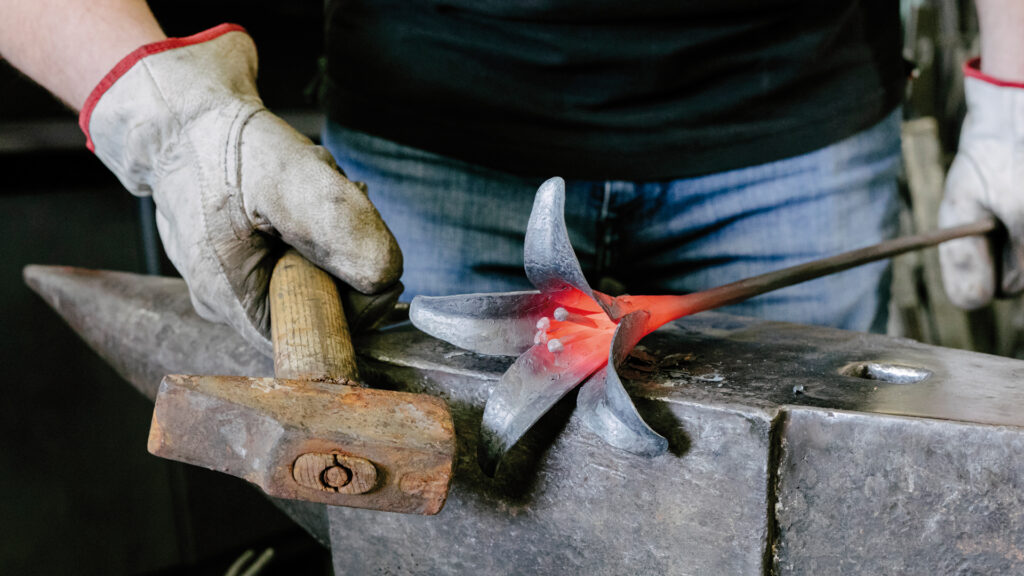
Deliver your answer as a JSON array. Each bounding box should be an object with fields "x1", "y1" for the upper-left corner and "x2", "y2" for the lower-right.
[{"x1": 411, "y1": 177, "x2": 996, "y2": 475}]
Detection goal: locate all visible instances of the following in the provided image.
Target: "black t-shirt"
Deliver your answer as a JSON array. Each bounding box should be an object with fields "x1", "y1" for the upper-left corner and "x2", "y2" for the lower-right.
[{"x1": 323, "y1": 1, "x2": 903, "y2": 180}]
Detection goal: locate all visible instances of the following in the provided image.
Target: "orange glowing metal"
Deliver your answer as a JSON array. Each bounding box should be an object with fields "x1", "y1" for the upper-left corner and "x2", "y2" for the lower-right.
[
  {"x1": 526, "y1": 291, "x2": 702, "y2": 397},
  {"x1": 533, "y1": 291, "x2": 689, "y2": 363},
  {"x1": 411, "y1": 176, "x2": 997, "y2": 475}
]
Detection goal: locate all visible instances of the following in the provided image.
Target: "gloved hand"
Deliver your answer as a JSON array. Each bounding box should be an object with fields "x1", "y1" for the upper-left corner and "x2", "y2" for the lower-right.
[
  {"x1": 79, "y1": 24, "x2": 402, "y2": 355},
  {"x1": 939, "y1": 59, "x2": 1024, "y2": 309}
]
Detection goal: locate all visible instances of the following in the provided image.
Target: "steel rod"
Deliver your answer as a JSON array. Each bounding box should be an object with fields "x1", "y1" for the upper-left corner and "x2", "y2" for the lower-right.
[{"x1": 682, "y1": 217, "x2": 999, "y2": 313}]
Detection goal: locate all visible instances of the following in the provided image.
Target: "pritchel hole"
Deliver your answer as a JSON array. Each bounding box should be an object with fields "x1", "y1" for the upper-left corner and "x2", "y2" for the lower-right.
[{"x1": 839, "y1": 362, "x2": 932, "y2": 384}]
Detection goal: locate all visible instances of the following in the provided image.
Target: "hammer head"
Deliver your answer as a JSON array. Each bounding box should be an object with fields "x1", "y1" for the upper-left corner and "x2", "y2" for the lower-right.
[{"x1": 149, "y1": 373, "x2": 455, "y2": 515}]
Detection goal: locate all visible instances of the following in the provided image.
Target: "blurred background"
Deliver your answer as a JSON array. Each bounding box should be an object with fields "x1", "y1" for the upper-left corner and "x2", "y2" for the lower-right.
[{"x1": 0, "y1": 0, "x2": 1016, "y2": 574}]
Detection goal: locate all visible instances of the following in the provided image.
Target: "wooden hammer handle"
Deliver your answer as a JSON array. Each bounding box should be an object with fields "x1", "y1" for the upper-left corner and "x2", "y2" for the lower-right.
[{"x1": 269, "y1": 249, "x2": 360, "y2": 383}]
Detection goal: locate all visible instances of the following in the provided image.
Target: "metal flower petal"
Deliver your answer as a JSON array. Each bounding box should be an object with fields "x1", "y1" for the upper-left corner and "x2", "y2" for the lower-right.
[
  {"x1": 478, "y1": 312, "x2": 615, "y2": 476},
  {"x1": 577, "y1": 310, "x2": 668, "y2": 457},
  {"x1": 409, "y1": 176, "x2": 656, "y2": 476},
  {"x1": 410, "y1": 291, "x2": 549, "y2": 356},
  {"x1": 525, "y1": 177, "x2": 615, "y2": 316}
]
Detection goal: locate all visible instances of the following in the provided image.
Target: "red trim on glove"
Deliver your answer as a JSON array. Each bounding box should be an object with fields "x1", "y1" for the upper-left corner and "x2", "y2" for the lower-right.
[
  {"x1": 964, "y1": 57, "x2": 1024, "y2": 90},
  {"x1": 78, "y1": 23, "x2": 248, "y2": 152}
]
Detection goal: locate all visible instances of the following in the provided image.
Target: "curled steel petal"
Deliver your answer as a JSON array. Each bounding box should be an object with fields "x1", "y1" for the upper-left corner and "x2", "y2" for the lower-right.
[
  {"x1": 478, "y1": 326, "x2": 614, "y2": 476},
  {"x1": 577, "y1": 311, "x2": 668, "y2": 457},
  {"x1": 524, "y1": 177, "x2": 616, "y2": 315},
  {"x1": 413, "y1": 177, "x2": 664, "y2": 474},
  {"x1": 411, "y1": 291, "x2": 548, "y2": 356}
]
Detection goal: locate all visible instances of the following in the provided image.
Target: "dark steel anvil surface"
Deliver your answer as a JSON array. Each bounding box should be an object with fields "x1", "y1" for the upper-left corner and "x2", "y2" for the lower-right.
[{"x1": 25, "y1": 266, "x2": 1024, "y2": 575}]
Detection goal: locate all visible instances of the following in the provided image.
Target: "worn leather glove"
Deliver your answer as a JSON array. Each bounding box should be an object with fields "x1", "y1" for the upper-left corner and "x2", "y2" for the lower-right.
[
  {"x1": 79, "y1": 24, "x2": 402, "y2": 355},
  {"x1": 939, "y1": 59, "x2": 1024, "y2": 309}
]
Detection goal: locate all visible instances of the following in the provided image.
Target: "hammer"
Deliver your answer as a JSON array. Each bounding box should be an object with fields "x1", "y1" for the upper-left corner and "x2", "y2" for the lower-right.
[{"x1": 147, "y1": 250, "x2": 456, "y2": 515}]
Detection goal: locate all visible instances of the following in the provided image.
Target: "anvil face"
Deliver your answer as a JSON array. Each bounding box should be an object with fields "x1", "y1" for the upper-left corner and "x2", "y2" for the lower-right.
[{"x1": 25, "y1": 264, "x2": 1024, "y2": 575}]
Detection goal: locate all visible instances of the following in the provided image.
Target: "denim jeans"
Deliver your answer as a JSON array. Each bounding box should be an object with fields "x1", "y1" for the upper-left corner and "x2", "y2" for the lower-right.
[{"x1": 322, "y1": 109, "x2": 901, "y2": 332}]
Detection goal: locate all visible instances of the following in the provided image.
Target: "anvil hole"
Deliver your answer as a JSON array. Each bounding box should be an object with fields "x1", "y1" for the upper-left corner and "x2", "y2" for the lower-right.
[{"x1": 839, "y1": 362, "x2": 932, "y2": 384}]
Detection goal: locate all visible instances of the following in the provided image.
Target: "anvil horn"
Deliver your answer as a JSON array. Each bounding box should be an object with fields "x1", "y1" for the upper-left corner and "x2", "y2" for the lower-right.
[
  {"x1": 22, "y1": 266, "x2": 335, "y2": 543},
  {"x1": 22, "y1": 265, "x2": 273, "y2": 401}
]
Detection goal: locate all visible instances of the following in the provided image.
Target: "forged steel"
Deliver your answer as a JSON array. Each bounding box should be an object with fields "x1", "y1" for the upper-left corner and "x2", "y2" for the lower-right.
[
  {"x1": 522, "y1": 177, "x2": 615, "y2": 315},
  {"x1": 408, "y1": 291, "x2": 549, "y2": 357},
  {"x1": 576, "y1": 310, "x2": 668, "y2": 456},
  {"x1": 673, "y1": 216, "x2": 999, "y2": 315},
  {"x1": 24, "y1": 264, "x2": 1024, "y2": 574},
  {"x1": 415, "y1": 176, "x2": 643, "y2": 475},
  {"x1": 413, "y1": 176, "x2": 997, "y2": 476}
]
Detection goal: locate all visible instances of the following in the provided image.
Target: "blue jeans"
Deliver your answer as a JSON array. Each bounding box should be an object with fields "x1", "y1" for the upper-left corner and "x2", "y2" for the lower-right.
[{"x1": 322, "y1": 109, "x2": 901, "y2": 332}]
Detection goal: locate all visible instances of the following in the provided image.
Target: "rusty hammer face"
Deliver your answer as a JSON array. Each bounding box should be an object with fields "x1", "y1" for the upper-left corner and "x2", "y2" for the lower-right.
[{"x1": 147, "y1": 250, "x2": 456, "y2": 515}]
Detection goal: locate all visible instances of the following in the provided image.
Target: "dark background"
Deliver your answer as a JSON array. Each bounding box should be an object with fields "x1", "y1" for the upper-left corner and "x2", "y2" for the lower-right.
[{"x1": 1, "y1": 3, "x2": 332, "y2": 574}]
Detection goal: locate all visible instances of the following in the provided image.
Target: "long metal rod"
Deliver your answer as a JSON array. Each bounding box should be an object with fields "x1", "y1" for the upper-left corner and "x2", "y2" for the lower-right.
[{"x1": 683, "y1": 217, "x2": 999, "y2": 313}]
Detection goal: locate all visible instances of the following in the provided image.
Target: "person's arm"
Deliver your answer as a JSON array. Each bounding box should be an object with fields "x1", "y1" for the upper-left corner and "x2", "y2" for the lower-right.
[
  {"x1": 0, "y1": 0, "x2": 165, "y2": 109},
  {"x1": 0, "y1": 2, "x2": 403, "y2": 355},
  {"x1": 938, "y1": 0, "x2": 1024, "y2": 309},
  {"x1": 977, "y1": 0, "x2": 1024, "y2": 81}
]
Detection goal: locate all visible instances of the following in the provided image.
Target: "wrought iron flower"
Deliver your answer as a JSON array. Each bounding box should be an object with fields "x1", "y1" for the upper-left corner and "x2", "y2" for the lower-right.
[
  {"x1": 411, "y1": 177, "x2": 674, "y2": 475},
  {"x1": 410, "y1": 176, "x2": 986, "y2": 475}
]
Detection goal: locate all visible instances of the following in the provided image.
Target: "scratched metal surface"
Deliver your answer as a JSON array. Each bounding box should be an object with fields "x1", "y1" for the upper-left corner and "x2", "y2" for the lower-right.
[
  {"x1": 775, "y1": 409, "x2": 1024, "y2": 575},
  {"x1": 337, "y1": 355, "x2": 774, "y2": 575},
  {"x1": 25, "y1": 266, "x2": 1024, "y2": 575}
]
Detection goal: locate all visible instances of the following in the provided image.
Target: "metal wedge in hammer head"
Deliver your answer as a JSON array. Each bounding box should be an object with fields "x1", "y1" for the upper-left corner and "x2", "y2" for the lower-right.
[{"x1": 148, "y1": 250, "x2": 456, "y2": 515}]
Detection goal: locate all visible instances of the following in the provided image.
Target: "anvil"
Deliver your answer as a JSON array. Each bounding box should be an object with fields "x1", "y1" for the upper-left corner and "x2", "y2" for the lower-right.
[{"x1": 25, "y1": 265, "x2": 1024, "y2": 575}]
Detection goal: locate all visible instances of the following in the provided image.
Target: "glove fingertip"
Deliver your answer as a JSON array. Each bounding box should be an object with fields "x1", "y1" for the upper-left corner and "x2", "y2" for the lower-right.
[
  {"x1": 326, "y1": 234, "x2": 404, "y2": 295},
  {"x1": 939, "y1": 238, "x2": 997, "y2": 310}
]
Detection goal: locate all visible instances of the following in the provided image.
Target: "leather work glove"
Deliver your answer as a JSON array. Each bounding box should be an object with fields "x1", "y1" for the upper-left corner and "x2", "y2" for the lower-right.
[
  {"x1": 939, "y1": 59, "x2": 1024, "y2": 309},
  {"x1": 79, "y1": 24, "x2": 402, "y2": 355}
]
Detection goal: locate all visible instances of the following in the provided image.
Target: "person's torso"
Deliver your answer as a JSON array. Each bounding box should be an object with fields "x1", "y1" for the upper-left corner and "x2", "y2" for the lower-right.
[{"x1": 322, "y1": 0, "x2": 904, "y2": 180}]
